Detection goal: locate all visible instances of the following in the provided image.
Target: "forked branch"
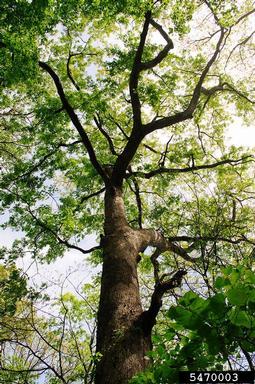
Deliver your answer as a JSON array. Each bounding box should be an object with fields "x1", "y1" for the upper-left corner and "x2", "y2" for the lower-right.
[
  {"x1": 111, "y1": 13, "x2": 175, "y2": 186},
  {"x1": 140, "y1": 18, "x2": 174, "y2": 70},
  {"x1": 144, "y1": 27, "x2": 225, "y2": 133},
  {"x1": 139, "y1": 228, "x2": 200, "y2": 262}
]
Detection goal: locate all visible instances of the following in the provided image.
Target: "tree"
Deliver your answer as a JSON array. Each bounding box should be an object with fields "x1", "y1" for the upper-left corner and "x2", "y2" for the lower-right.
[
  {"x1": 0, "y1": 281, "x2": 99, "y2": 384},
  {"x1": 0, "y1": 0, "x2": 255, "y2": 383}
]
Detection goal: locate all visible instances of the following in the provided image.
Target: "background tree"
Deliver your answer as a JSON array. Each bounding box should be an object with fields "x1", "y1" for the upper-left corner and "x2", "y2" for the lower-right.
[
  {"x1": 0, "y1": 0, "x2": 255, "y2": 383},
  {"x1": 0, "y1": 265, "x2": 99, "y2": 384}
]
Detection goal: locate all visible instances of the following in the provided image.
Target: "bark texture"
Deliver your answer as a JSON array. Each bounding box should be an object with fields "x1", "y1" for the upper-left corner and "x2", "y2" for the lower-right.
[{"x1": 95, "y1": 187, "x2": 152, "y2": 384}]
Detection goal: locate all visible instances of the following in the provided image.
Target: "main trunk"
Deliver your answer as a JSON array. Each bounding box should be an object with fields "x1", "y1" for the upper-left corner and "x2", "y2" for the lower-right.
[{"x1": 95, "y1": 188, "x2": 151, "y2": 384}]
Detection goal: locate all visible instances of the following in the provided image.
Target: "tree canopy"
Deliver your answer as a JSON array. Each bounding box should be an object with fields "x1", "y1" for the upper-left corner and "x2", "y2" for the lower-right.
[{"x1": 0, "y1": 0, "x2": 255, "y2": 382}]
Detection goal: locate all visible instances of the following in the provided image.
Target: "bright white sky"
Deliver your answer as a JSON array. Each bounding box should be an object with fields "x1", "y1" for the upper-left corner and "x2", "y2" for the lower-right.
[{"x1": 227, "y1": 120, "x2": 255, "y2": 147}]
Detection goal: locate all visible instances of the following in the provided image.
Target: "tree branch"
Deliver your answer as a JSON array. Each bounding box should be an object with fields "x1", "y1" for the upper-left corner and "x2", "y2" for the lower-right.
[
  {"x1": 140, "y1": 18, "x2": 174, "y2": 70},
  {"x1": 38, "y1": 61, "x2": 109, "y2": 184},
  {"x1": 108, "y1": 114, "x2": 129, "y2": 139},
  {"x1": 230, "y1": 8, "x2": 255, "y2": 27},
  {"x1": 76, "y1": 187, "x2": 106, "y2": 209},
  {"x1": 167, "y1": 234, "x2": 255, "y2": 246},
  {"x1": 158, "y1": 135, "x2": 174, "y2": 167},
  {"x1": 222, "y1": 82, "x2": 255, "y2": 104},
  {"x1": 110, "y1": 12, "x2": 174, "y2": 187},
  {"x1": 184, "y1": 26, "x2": 225, "y2": 111},
  {"x1": 108, "y1": 114, "x2": 159, "y2": 155},
  {"x1": 111, "y1": 130, "x2": 146, "y2": 187},
  {"x1": 12, "y1": 340, "x2": 68, "y2": 384},
  {"x1": 129, "y1": 10, "x2": 151, "y2": 126},
  {"x1": 128, "y1": 156, "x2": 253, "y2": 179},
  {"x1": 73, "y1": 186, "x2": 105, "y2": 216},
  {"x1": 240, "y1": 346, "x2": 254, "y2": 371},
  {"x1": 94, "y1": 114, "x2": 118, "y2": 156},
  {"x1": 150, "y1": 248, "x2": 161, "y2": 283},
  {"x1": 139, "y1": 229, "x2": 200, "y2": 262},
  {"x1": 66, "y1": 52, "x2": 81, "y2": 91},
  {"x1": 10, "y1": 140, "x2": 82, "y2": 182},
  {"x1": 140, "y1": 269, "x2": 187, "y2": 335},
  {"x1": 128, "y1": 175, "x2": 143, "y2": 228},
  {"x1": 27, "y1": 207, "x2": 101, "y2": 255},
  {"x1": 225, "y1": 30, "x2": 255, "y2": 68},
  {"x1": 201, "y1": 81, "x2": 255, "y2": 104}
]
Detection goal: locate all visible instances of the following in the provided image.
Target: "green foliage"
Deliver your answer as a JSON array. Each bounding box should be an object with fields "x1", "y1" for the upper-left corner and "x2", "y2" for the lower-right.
[
  {"x1": 170, "y1": 0, "x2": 197, "y2": 34},
  {"x1": 0, "y1": 0, "x2": 255, "y2": 381},
  {"x1": 0, "y1": 257, "x2": 28, "y2": 317},
  {"x1": 131, "y1": 266, "x2": 255, "y2": 383}
]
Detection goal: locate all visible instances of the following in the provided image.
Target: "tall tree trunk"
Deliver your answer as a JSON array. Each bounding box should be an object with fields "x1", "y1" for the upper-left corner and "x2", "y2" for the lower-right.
[{"x1": 95, "y1": 187, "x2": 151, "y2": 384}]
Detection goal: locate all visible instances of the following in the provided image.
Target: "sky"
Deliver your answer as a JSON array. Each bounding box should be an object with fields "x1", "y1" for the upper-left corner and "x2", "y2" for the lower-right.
[
  {"x1": 226, "y1": 114, "x2": 255, "y2": 147},
  {"x1": 0, "y1": 219, "x2": 98, "y2": 294}
]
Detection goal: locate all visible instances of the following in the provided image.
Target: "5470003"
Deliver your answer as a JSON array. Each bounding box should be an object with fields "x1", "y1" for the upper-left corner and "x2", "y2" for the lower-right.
[{"x1": 179, "y1": 371, "x2": 255, "y2": 383}]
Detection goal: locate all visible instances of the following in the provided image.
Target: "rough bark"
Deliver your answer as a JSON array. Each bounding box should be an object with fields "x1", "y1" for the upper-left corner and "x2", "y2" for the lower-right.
[{"x1": 95, "y1": 187, "x2": 152, "y2": 384}]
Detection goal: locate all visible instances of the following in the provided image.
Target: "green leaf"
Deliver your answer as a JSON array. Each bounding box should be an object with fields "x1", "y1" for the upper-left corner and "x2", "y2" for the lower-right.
[
  {"x1": 227, "y1": 286, "x2": 250, "y2": 306},
  {"x1": 214, "y1": 276, "x2": 230, "y2": 289},
  {"x1": 228, "y1": 308, "x2": 252, "y2": 328}
]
